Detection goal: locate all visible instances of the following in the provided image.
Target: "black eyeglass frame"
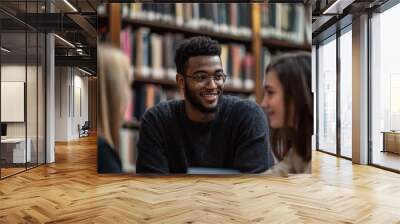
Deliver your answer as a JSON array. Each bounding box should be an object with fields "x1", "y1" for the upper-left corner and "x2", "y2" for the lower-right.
[{"x1": 182, "y1": 72, "x2": 227, "y2": 84}]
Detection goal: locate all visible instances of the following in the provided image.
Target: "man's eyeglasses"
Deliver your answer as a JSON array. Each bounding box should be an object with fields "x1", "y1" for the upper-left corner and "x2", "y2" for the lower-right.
[{"x1": 184, "y1": 72, "x2": 227, "y2": 85}]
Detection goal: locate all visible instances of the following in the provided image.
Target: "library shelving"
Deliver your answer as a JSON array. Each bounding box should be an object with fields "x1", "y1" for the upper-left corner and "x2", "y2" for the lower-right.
[{"x1": 98, "y1": 3, "x2": 311, "y2": 121}]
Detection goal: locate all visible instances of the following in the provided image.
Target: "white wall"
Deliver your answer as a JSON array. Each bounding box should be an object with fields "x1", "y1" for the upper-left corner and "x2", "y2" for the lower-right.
[
  {"x1": 1, "y1": 82, "x2": 25, "y2": 122},
  {"x1": 54, "y1": 67, "x2": 89, "y2": 141},
  {"x1": 55, "y1": 66, "x2": 69, "y2": 141},
  {"x1": 1, "y1": 65, "x2": 26, "y2": 81},
  {"x1": 72, "y1": 73, "x2": 89, "y2": 137}
]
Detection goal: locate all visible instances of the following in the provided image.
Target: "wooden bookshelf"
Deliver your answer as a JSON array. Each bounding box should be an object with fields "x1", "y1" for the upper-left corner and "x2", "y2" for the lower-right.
[
  {"x1": 252, "y1": 3, "x2": 263, "y2": 103},
  {"x1": 120, "y1": 17, "x2": 253, "y2": 45},
  {"x1": 109, "y1": 4, "x2": 121, "y2": 47},
  {"x1": 100, "y1": 15, "x2": 311, "y2": 51},
  {"x1": 106, "y1": 3, "x2": 311, "y2": 109}
]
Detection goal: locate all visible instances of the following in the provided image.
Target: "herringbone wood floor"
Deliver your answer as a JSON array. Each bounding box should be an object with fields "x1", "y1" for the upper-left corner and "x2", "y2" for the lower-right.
[{"x1": 1, "y1": 135, "x2": 400, "y2": 223}]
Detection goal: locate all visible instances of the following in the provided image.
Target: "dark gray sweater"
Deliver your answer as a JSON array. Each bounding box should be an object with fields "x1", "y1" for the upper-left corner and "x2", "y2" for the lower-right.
[{"x1": 136, "y1": 95, "x2": 274, "y2": 173}]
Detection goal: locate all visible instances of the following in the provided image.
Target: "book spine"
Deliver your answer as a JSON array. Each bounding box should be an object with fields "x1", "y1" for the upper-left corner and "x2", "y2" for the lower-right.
[
  {"x1": 242, "y1": 53, "x2": 255, "y2": 90},
  {"x1": 229, "y1": 3, "x2": 238, "y2": 36}
]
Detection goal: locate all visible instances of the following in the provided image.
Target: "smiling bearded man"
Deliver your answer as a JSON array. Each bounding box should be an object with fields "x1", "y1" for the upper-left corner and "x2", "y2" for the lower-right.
[{"x1": 136, "y1": 36, "x2": 274, "y2": 174}]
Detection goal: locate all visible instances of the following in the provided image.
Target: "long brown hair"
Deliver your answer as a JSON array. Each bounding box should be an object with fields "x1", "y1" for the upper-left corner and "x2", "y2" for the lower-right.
[{"x1": 265, "y1": 52, "x2": 312, "y2": 163}]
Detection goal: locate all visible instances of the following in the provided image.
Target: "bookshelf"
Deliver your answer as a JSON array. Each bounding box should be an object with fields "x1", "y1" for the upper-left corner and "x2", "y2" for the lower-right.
[
  {"x1": 100, "y1": 12, "x2": 311, "y2": 50},
  {"x1": 119, "y1": 17, "x2": 253, "y2": 44},
  {"x1": 99, "y1": 3, "x2": 311, "y2": 121}
]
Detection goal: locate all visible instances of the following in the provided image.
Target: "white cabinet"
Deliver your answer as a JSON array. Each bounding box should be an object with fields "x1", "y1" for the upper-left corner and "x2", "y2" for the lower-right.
[{"x1": 1, "y1": 138, "x2": 32, "y2": 163}]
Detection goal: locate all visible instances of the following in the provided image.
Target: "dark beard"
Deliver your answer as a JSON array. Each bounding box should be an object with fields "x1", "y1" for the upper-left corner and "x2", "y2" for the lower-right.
[{"x1": 184, "y1": 80, "x2": 219, "y2": 114}]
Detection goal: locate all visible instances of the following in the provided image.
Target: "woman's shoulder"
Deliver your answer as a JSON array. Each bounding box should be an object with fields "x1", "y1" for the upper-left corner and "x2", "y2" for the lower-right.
[
  {"x1": 97, "y1": 137, "x2": 123, "y2": 173},
  {"x1": 268, "y1": 148, "x2": 310, "y2": 175},
  {"x1": 284, "y1": 148, "x2": 311, "y2": 173}
]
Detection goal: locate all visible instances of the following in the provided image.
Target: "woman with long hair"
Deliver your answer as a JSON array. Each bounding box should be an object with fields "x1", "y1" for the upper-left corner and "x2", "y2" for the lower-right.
[{"x1": 262, "y1": 52, "x2": 312, "y2": 175}]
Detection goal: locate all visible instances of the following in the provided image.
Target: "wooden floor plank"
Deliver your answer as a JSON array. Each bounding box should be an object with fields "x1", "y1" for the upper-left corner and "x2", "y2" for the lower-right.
[{"x1": 0, "y1": 135, "x2": 399, "y2": 223}]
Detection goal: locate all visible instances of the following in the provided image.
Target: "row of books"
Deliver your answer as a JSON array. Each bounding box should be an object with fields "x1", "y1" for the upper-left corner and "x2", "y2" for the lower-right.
[
  {"x1": 118, "y1": 3, "x2": 311, "y2": 44},
  {"x1": 120, "y1": 27, "x2": 256, "y2": 90},
  {"x1": 220, "y1": 44, "x2": 255, "y2": 90},
  {"x1": 260, "y1": 4, "x2": 309, "y2": 44},
  {"x1": 99, "y1": 3, "x2": 311, "y2": 45},
  {"x1": 121, "y1": 3, "x2": 252, "y2": 37},
  {"x1": 120, "y1": 27, "x2": 183, "y2": 80}
]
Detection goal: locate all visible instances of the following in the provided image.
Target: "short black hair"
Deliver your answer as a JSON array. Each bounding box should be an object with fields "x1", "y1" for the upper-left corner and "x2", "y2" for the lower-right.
[{"x1": 174, "y1": 36, "x2": 221, "y2": 75}]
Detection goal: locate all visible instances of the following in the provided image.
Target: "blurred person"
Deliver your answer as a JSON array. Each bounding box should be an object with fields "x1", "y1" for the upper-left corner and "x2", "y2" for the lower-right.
[
  {"x1": 136, "y1": 36, "x2": 274, "y2": 173},
  {"x1": 97, "y1": 44, "x2": 133, "y2": 173},
  {"x1": 261, "y1": 52, "x2": 312, "y2": 176}
]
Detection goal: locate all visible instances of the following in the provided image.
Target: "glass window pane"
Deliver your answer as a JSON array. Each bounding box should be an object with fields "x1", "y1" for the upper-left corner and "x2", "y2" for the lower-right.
[
  {"x1": 38, "y1": 32, "x2": 45, "y2": 165},
  {"x1": 26, "y1": 0, "x2": 40, "y2": 170},
  {"x1": 318, "y1": 36, "x2": 337, "y2": 154},
  {"x1": 27, "y1": 31, "x2": 38, "y2": 169},
  {"x1": 1, "y1": 0, "x2": 46, "y2": 179},
  {"x1": 1, "y1": 31, "x2": 27, "y2": 177},
  {"x1": 340, "y1": 28, "x2": 352, "y2": 158},
  {"x1": 371, "y1": 3, "x2": 400, "y2": 171}
]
